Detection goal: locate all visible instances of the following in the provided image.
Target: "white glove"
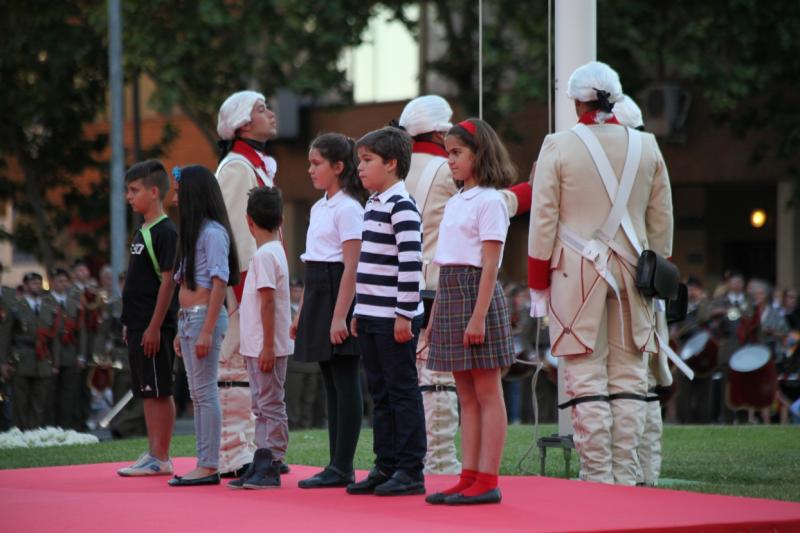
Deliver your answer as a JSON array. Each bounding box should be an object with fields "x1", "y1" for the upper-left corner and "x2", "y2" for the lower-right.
[{"x1": 529, "y1": 288, "x2": 550, "y2": 318}]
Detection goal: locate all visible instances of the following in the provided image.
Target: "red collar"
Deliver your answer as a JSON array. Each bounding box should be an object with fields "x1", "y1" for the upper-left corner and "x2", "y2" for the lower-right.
[
  {"x1": 231, "y1": 140, "x2": 268, "y2": 186},
  {"x1": 578, "y1": 110, "x2": 621, "y2": 126},
  {"x1": 412, "y1": 141, "x2": 448, "y2": 158}
]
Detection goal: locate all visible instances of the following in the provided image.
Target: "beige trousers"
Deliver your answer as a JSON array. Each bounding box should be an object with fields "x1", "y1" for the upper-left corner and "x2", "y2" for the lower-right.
[
  {"x1": 218, "y1": 307, "x2": 257, "y2": 473},
  {"x1": 563, "y1": 288, "x2": 650, "y2": 485},
  {"x1": 637, "y1": 361, "x2": 663, "y2": 486},
  {"x1": 416, "y1": 335, "x2": 461, "y2": 475}
]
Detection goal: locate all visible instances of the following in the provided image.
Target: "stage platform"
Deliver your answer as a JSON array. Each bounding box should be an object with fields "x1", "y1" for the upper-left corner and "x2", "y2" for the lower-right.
[{"x1": 2, "y1": 459, "x2": 799, "y2": 532}]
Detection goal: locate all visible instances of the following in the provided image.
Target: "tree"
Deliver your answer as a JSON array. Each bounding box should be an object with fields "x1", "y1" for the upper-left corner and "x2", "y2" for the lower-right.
[
  {"x1": 116, "y1": 0, "x2": 406, "y2": 152},
  {"x1": 412, "y1": 0, "x2": 800, "y2": 199},
  {"x1": 599, "y1": 0, "x2": 800, "y2": 202},
  {"x1": 0, "y1": 1, "x2": 109, "y2": 274}
]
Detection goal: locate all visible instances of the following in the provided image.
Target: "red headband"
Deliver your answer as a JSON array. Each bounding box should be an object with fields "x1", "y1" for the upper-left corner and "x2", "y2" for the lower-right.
[{"x1": 458, "y1": 120, "x2": 477, "y2": 136}]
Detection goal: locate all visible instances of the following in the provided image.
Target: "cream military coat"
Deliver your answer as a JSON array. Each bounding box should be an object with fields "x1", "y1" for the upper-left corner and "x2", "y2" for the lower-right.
[{"x1": 528, "y1": 124, "x2": 673, "y2": 357}]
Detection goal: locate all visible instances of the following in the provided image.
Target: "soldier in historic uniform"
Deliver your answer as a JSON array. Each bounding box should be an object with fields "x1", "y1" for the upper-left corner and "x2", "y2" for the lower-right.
[
  {"x1": 47, "y1": 268, "x2": 86, "y2": 430},
  {"x1": 215, "y1": 90, "x2": 284, "y2": 476},
  {"x1": 397, "y1": 95, "x2": 532, "y2": 475},
  {"x1": 528, "y1": 62, "x2": 674, "y2": 485},
  {"x1": 6, "y1": 272, "x2": 59, "y2": 429}
]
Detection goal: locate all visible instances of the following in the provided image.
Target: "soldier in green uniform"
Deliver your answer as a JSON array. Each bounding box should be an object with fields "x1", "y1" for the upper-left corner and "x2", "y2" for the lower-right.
[
  {"x1": 0, "y1": 263, "x2": 18, "y2": 430},
  {"x1": 48, "y1": 268, "x2": 86, "y2": 430},
  {"x1": 6, "y1": 272, "x2": 58, "y2": 429}
]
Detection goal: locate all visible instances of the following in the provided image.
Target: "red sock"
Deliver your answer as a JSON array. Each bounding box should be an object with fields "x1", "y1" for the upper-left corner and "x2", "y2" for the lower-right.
[
  {"x1": 461, "y1": 472, "x2": 498, "y2": 497},
  {"x1": 441, "y1": 469, "x2": 478, "y2": 495}
]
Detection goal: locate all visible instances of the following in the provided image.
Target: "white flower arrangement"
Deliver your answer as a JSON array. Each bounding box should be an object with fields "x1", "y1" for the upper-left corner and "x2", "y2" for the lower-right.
[{"x1": 0, "y1": 426, "x2": 99, "y2": 449}]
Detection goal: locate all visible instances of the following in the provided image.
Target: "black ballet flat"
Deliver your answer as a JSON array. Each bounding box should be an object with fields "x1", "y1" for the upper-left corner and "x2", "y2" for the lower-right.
[
  {"x1": 168, "y1": 473, "x2": 221, "y2": 487},
  {"x1": 444, "y1": 488, "x2": 502, "y2": 505}
]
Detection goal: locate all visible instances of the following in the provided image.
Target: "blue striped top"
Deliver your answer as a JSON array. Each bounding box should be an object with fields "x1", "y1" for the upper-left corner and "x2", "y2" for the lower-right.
[{"x1": 354, "y1": 181, "x2": 424, "y2": 319}]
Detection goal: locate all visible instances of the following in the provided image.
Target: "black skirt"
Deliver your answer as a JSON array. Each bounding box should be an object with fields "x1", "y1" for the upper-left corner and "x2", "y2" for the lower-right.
[{"x1": 293, "y1": 261, "x2": 359, "y2": 363}]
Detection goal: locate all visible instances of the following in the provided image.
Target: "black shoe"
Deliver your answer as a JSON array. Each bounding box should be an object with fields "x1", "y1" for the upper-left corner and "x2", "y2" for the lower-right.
[
  {"x1": 444, "y1": 487, "x2": 502, "y2": 505},
  {"x1": 425, "y1": 492, "x2": 448, "y2": 505},
  {"x1": 274, "y1": 461, "x2": 290, "y2": 475},
  {"x1": 346, "y1": 467, "x2": 391, "y2": 495},
  {"x1": 227, "y1": 462, "x2": 257, "y2": 490},
  {"x1": 298, "y1": 466, "x2": 355, "y2": 489},
  {"x1": 374, "y1": 471, "x2": 425, "y2": 496},
  {"x1": 221, "y1": 463, "x2": 252, "y2": 479},
  {"x1": 167, "y1": 473, "x2": 221, "y2": 487},
  {"x1": 242, "y1": 448, "x2": 280, "y2": 489}
]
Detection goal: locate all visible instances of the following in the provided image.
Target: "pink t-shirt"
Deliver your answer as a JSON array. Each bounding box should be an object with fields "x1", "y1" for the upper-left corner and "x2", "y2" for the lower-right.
[{"x1": 239, "y1": 240, "x2": 294, "y2": 358}]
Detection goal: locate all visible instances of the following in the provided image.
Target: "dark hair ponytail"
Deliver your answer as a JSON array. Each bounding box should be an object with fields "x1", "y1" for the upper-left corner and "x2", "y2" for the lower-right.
[{"x1": 310, "y1": 133, "x2": 368, "y2": 204}]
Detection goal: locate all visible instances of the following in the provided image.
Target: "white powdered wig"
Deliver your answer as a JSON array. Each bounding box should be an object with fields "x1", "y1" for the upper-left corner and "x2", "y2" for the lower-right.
[
  {"x1": 614, "y1": 94, "x2": 644, "y2": 129},
  {"x1": 566, "y1": 61, "x2": 623, "y2": 104},
  {"x1": 398, "y1": 95, "x2": 453, "y2": 136},
  {"x1": 217, "y1": 90, "x2": 266, "y2": 141}
]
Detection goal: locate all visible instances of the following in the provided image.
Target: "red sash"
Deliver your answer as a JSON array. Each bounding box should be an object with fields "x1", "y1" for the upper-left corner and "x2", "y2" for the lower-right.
[{"x1": 231, "y1": 140, "x2": 268, "y2": 187}]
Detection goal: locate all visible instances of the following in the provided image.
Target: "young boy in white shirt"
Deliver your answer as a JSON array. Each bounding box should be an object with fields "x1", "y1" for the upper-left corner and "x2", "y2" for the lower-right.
[{"x1": 228, "y1": 187, "x2": 294, "y2": 490}]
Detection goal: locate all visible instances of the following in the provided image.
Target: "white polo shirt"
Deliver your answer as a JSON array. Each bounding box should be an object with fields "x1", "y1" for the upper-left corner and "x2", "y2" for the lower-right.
[
  {"x1": 300, "y1": 190, "x2": 364, "y2": 263},
  {"x1": 434, "y1": 186, "x2": 510, "y2": 268}
]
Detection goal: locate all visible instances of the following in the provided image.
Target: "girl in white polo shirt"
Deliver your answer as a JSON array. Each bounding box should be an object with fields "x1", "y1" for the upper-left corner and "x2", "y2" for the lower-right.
[
  {"x1": 426, "y1": 119, "x2": 516, "y2": 505},
  {"x1": 292, "y1": 133, "x2": 368, "y2": 489}
]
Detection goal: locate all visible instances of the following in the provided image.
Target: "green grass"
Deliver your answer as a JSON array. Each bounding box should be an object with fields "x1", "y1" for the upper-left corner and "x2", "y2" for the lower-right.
[{"x1": 2, "y1": 424, "x2": 798, "y2": 502}]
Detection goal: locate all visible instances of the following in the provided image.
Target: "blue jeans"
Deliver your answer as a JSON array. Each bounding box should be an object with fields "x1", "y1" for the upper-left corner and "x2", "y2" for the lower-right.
[
  {"x1": 356, "y1": 315, "x2": 426, "y2": 477},
  {"x1": 178, "y1": 306, "x2": 227, "y2": 469}
]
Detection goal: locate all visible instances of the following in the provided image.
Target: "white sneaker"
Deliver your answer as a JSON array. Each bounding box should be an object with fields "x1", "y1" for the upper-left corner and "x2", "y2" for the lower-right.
[{"x1": 117, "y1": 452, "x2": 174, "y2": 477}]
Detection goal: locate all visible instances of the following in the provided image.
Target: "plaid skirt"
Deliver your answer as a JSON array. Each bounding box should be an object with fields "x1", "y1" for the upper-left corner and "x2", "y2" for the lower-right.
[{"x1": 427, "y1": 265, "x2": 515, "y2": 372}]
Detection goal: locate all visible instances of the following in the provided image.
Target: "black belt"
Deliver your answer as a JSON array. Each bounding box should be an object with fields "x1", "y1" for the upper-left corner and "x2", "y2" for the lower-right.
[
  {"x1": 419, "y1": 384, "x2": 456, "y2": 393},
  {"x1": 558, "y1": 395, "x2": 609, "y2": 409},
  {"x1": 217, "y1": 381, "x2": 249, "y2": 388},
  {"x1": 559, "y1": 392, "x2": 650, "y2": 409}
]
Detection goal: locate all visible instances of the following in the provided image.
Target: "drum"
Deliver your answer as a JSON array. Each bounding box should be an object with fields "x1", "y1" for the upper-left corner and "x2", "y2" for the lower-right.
[
  {"x1": 726, "y1": 344, "x2": 778, "y2": 409},
  {"x1": 502, "y1": 336, "x2": 537, "y2": 381},
  {"x1": 679, "y1": 330, "x2": 719, "y2": 377}
]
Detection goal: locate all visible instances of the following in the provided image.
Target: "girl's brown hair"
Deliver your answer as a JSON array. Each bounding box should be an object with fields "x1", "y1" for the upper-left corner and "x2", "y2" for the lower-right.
[{"x1": 447, "y1": 118, "x2": 516, "y2": 189}]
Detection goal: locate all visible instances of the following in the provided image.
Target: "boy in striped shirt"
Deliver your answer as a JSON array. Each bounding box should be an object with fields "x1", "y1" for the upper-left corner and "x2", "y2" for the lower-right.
[{"x1": 348, "y1": 127, "x2": 427, "y2": 497}]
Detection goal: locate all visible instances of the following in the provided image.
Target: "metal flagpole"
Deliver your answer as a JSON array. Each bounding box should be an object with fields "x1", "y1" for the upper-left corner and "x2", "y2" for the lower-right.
[
  {"x1": 108, "y1": 0, "x2": 126, "y2": 298},
  {"x1": 554, "y1": 0, "x2": 596, "y2": 438},
  {"x1": 478, "y1": 0, "x2": 483, "y2": 119}
]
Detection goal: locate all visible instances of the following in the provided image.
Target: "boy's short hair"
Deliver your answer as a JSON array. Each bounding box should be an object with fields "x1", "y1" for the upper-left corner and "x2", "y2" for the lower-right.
[
  {"x1": 125, "y1": 159, "x2": 170, "y2": 200},
  {"x1": 52, "y1": 268, "x2": 70, "y2": 279},
  {"x1": 356, "y1": 127, "x2": 412, "y2": 180},
  {"x1": 22, "y1": 272, "x2": 42, "y2": 284},
  {"x1": 247, "y1": 186, "x2": 283, "y2": 232}
]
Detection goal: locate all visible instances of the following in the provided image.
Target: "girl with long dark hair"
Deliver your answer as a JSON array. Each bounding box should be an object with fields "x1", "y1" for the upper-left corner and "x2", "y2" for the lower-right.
[{"x1": 168, "y1": 164, "x2": 240, "y2": 487}]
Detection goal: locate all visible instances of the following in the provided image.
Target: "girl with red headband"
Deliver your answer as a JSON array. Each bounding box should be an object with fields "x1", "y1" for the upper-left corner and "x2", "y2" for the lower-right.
[{"x1": 424, "y1": 118, "x2": 516, "y2": 505}]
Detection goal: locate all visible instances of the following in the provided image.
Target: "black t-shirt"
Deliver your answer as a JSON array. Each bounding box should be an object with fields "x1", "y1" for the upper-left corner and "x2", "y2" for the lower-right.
[{"x1": 121, "y1": 216, "x2": 178, "y2": 330}]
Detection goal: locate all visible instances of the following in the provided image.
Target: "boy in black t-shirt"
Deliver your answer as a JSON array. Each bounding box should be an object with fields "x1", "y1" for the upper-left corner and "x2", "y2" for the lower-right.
[{"x1": 117, "y1": 160, "x2": 179, "y2": 477}]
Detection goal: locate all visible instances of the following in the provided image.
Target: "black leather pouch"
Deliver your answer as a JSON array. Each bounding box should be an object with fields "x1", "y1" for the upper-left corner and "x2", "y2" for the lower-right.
[
  {"x1": 635, "y1": 250, "x2": 680, "y2": 300},
  {"x1": 666, "y1": 283, "x2": 688, "y2": 323}
]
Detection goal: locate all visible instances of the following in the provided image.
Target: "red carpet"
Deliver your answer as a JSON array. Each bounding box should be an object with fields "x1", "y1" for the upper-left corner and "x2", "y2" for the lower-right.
[{"x1": 2, "y1": 459, "x2": 799, "y2": 532}]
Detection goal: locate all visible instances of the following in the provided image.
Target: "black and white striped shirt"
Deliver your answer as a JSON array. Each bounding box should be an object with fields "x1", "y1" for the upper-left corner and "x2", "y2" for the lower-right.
[{"x1": 355, "y1": 181, "x2": 424, "y2": 320}]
